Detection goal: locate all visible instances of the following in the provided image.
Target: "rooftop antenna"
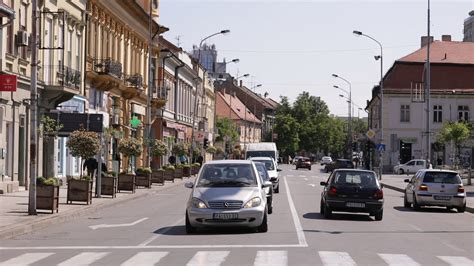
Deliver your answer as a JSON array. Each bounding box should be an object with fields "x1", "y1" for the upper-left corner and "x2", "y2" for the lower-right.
[{"x1": 175, "y1": 35, "x2": 182, "y2": 47}]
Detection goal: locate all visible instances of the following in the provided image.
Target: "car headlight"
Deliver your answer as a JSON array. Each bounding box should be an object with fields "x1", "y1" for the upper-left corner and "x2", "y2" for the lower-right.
[
  {"x1": 192, "y1": 198, "x2": 208, "y2": 209},
  {"x1": 244, "y1": 197, "x2": 262, "y2": 208}
]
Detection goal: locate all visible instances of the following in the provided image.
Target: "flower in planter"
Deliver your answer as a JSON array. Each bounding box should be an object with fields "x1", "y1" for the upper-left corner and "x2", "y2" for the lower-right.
[
  {"x1": 171, "y1": 142, "x2": 189, "y2": 157},
  {"x1": 148, "y1": 139, "x2": 168, "y2": 157},
  {"x1": 66, "y1": 129, "x2": 100, "y2": 179},
  {"x1": 37, "y1": 176, "x2": 60, "y2": 186},
  {"x1": 118, "y1": 137, "x2": 143, "y2": 173}
]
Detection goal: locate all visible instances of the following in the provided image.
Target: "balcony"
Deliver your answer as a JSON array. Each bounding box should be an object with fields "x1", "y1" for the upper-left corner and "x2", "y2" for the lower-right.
[
  {"x1": 122, "y1": 73, "x2": 144, "y2": 99},
  {"x1": 151, "y1": 84, "x2": 169, "y2": 109},
  {"x1": 41, "y1": 65, "x2": 82, "y2": 109},
  {"x1": 87, "y1": 58, "x2": 124, "y2": 91}
]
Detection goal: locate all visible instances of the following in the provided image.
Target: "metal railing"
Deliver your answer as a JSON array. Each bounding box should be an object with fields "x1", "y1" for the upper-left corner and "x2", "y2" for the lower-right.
[
  {"x1": 42, "y1": 65, "x2": 81, "y2": 90},
  {"x1": 124, "y1": 73, "x2": 143, "y2": 88},
  {"x1": 93, "y1": 58, "x2": 122, "y2": 79}
]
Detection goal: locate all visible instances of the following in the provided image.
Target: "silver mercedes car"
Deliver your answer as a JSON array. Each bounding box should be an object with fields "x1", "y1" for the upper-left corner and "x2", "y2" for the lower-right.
[{"x1": 184, "y1": 160, "x2": 272, "y2": 234}]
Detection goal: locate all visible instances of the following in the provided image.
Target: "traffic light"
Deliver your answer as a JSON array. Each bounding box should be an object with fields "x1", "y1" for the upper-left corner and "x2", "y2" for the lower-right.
[{"x1": 203, "y1": 138, "x2": 209, "y2": 149}]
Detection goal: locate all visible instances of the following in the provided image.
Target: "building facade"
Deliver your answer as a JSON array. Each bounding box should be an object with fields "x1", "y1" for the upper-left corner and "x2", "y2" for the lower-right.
[
  {"x1": 464, "y1": 10, "x2": 474, "y2": 42},
  {"x1": 366, "y1": 37, "x2": 474, "y2": 171}
]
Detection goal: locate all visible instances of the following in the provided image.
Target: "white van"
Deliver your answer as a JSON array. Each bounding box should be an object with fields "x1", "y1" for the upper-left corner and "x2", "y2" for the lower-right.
[{"x1": 245, "y1": 142, "x2": 279, "y2": 163}]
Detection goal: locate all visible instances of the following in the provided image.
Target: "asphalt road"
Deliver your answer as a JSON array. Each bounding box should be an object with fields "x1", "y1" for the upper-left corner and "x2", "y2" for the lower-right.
[{"x1": 1, "y1": 164, "x2": 473, "y2": 265}]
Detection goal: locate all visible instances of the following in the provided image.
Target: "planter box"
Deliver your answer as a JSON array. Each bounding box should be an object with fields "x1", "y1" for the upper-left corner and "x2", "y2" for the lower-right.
[
  {"x1": 183, "y1": 167, "x2": 191, "y2": 178},
  {"x1": 151, "y1": 170, "x2": 165, "y2": 185},
  {"x1": 37, "y1": 185, "x2": 59, "y2": 213},
  {"x1": 192, "y1": 166, "x2": 200, "y2": 175},
  {"x1": 67, "y1": 179, "x2": 93, "y2": 204},
  {"x1": 135, "y1": 173, "x2": 151, "y2": 188},
  {"x1": 174, "y1": 168, "x2": 184, "y2": 180},
  {"x1": 163, "y1": 169, "x2": 175, "y2": 182},
  {"x1": 101, "y1": 176, "x2": 117, "y2": 198},
  {"x1": 118, "y1": 173, "x2": 136, "y2": 193}
]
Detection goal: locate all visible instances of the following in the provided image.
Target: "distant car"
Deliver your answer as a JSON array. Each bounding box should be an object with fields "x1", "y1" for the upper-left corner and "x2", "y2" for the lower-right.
[
  {"x1": 321, "y1": 156, "x2": 333, "y2": 165},
  {"x1": 254, "y1": 162, "x2": 273, "y2": 214},
  {"x1": 404, "y1": 169, "x2": 466, "y2": 212},
  {"x1": 292, "y1": 156, "x2": 302, "y2": 165},
  {"x1": 320, "y1": 169, "x2": 384, "y2": 220},
  {"x1": 184, "y1": 160, "x2": 272, "y2": 234},
  {"x1": 393, "y1": 159, "x2": 429, "y2": 174},
  {"x1": 249, "y1": 157, "x2": 281, "y2": 193},
  {"x1": 324, "y1": 159, "x2": 354, "y2": 173},
  {"x1": 296, "y1": 157, "x2": 312, "y2": 170}
]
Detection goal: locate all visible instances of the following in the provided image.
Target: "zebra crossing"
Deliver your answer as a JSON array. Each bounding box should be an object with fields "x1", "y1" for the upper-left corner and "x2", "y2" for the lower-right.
[{"x1": 0, "y1": 250, "x2": 472, "y2": 265}]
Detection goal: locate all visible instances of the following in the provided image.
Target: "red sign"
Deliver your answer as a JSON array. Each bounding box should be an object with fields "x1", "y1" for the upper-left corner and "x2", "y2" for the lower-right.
[{"x1": 0, "y1": 74, "x2": 17, "y2": 92}]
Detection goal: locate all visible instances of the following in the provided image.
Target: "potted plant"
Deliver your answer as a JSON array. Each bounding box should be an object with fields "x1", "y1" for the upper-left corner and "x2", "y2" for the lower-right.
[
  {"x1": 150, "y1": 139, "x2": 168, "y2": 158},
  {"x1": 36, "y1": 177, "x2": 60, "y2": 213},
  {"x1": 232, "y1": 148, "x2": 242, "y2": 159},
  {"x1": 206, "y1": 146, "x2": 217, "y2": 154},
  {"x1": 101, "y1": 171, "x2": 117, "y2": 198},
  {"x1": 163, "y1": 165, "x2": 175, "y2": 182},
  {"x1": 151, "y1": 168, "x2": 165, "y2": 185},
  {"x1": 192, "y1": 162, "x2": 201, "y2": 175},
  {"x1": 66, "y1": 129, "x2": 99, "y2": 204},
  {"x1": 172, "y1": 142, "x2": 189, "y2": 158},
  {"x1": 174, "y1": 164, "x2": 184, "y2": 180},
  {"x1": 183, "y1": 164, "x2": 191, "y2": 177},
  {"x1": 117, "y1": 137, "x2": 143, "y2": 193},
  {"x1": 135, "y1": 167, "x2": 152, "y2": 188}
]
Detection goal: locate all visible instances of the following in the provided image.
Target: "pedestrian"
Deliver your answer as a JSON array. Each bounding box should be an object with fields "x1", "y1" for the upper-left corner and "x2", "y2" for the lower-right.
[
  {"x1": 83, "y1": 157, "x2": 98, "y2": 177},
  {"x1": 168, "y1": 155, "x2": 176, "y2": 165},
  {"x1": 197, "y1": 155, "x2": 204, "y2": 166},
  {"x1": 179, "y1": 154, "x2": 188, "y2": 164}
]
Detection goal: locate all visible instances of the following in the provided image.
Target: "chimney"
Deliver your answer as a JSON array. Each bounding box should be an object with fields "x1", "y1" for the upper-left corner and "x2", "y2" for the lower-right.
[
  {"x1": 441, "y1": 35, "x2": 451, "y2": 42},
  {"x1": 240, "y1": 80, "x2": 243, "y2": 87},
  {"x1": 421, "y1": 36, "x2": 434, "y2": 47}
]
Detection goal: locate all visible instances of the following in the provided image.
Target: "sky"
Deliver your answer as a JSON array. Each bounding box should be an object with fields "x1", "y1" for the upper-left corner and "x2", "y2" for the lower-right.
[{"x1": 159, "y1": 0, "x2": 474, "y2": 117}]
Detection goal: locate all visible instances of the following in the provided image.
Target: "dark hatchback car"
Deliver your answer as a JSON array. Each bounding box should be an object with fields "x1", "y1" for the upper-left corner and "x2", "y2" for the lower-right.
[
  {"x1": 254, "y1": 162, "x2": 274, "y2": 214},
  {"x1": 320, "y1": 169, "x2": 384, "y2": 221},
  {"x1": 296, "y1": 157, "x2": 312, "y2": 170},
  {"x1": 324, "y1": 159, "x2": 354, "y2": 173}
]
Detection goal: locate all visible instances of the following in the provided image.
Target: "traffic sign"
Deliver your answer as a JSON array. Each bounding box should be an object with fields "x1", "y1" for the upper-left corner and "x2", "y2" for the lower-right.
[
  {"x1": 366, "y1": 129, "x2": 376, "y2": 140},
  {"x1": 376, "y1": 144, "x2": 385, "y2": 152}
]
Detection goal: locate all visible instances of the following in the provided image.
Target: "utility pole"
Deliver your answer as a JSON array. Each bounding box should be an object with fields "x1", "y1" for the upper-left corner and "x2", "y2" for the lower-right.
[
  {"x1": 146, "y1": 0, "x2": 153, "y2": 168},
  {"x1": 425, "y1": 0, "x2": 432, "y2": 165},
  {"x1": 28, "y1": 0, "x2": 38, "y2": 215}
]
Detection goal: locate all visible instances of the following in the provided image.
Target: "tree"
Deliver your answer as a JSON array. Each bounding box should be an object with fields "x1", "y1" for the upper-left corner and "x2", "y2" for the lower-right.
[
  {"x1": 273, "y1": 114, "x2": 299, "y2": 158},
  {"x1": 66, "y1": 129, "x2": 100, "y2": 178},
  {"x1": 118, "y1": 138, "x2": 143, "y2": 173},
  {"x1": 437, "y1": 121, "x2": 471, "y2": 167},
  {"x1": 215, "y1": 117, "x2": 239, "y2": 143}
]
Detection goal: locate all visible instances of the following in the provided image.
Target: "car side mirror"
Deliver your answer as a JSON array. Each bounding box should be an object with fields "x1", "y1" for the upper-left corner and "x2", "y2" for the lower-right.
[
  {"x1": 263, "y1": 181, "x2": 272, "y2": 188},
  {"x1": 404, "y1": 179, "x2": 410, "y2": 183},
  {"x1": 320, "y1": 181, "x2": 327, "y2": 186},
  {"x1": 184, "y1": 182, "x2": 194, "y2": 189},
  {"x1": 277, "y1": 168, "x2": 282, "y2": 172}
]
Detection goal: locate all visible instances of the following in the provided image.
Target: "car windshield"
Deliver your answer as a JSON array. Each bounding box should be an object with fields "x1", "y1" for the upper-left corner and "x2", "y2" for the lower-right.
[
  {"x1": 197, "y1": 164, "x2": 257, "y2": 187},
  {"x1": 246, "y1": 151, "x2": 275, "y2": 160},
  {"x1": 253, "y1": 160, "x2": 275, "y2": 170},
  {"x1": 254, "y1": 164, "x2": 270, "y2": 181},
  {"x1": 422, "y1": 172, "x2": 462, "y2": 184},
  {"x1": 332, "y1": 171, "x2": 378, "y2": 188}
]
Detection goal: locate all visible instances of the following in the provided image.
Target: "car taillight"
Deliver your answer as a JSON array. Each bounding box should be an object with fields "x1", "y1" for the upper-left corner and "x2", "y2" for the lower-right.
[
  {"x1": 328, "y1": 186, "x2": 337, "y2": 197},
  {"x1": 458, "y1": 185, "x2": 465, "y2": 193},
  {"x1": 419, "y1": 184, "x2": 428, "y2": 191},
  {"x1": 374, "y1": 189, "x2": 383, "y2": 199}
]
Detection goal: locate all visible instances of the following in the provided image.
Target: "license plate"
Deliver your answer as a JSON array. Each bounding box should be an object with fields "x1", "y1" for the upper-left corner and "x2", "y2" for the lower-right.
[
  {"x1": 213, "y1": 213, "x2": 238, "y2": 219},
  {"x1": 346, "y1": 202, "x2": 365, "y2": 208},
  {"x1": 434, "y1": 196, "x2": 451, "y2": 200}
]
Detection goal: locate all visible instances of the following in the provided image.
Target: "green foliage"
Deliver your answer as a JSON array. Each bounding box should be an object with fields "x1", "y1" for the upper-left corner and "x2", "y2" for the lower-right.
[
  {"x1": 136, "y1": 167, "x2": 152, "y2": 174},
  {"x1": 192, "y1": 162, "x2": 201, "y2": 167},
  {"x1": 163, "y1": 165, "x2": 175, "y2": 171},
  {"x1": 66, "y1": 129, "x2": 100, "y2": 160},
  {"x1": 175, "y1": 164, "x2": 184, "y2": 169},
  {"x1": 40, "y1": 116, "x2": 63, "y2": 138},
  {"x1": 192, "y1": 147, "x2": 202, "y2": 158},
  {"x1": 215, "y1": 117, "x2": 239, "y2": 143},
  {"x1": 183, "y1": 164, "x2": 191, "y2": 168},
  {"x1": 148, "y1": 139, "x2": 168, "y2": 157},
  {"x1": 106, "y1": 171, "x2": 117, "y2": 177},
  {"x1": 118, "y1": 138, "x2": 143, "y2": 157},
  {"x1": 274, "y1": 114, "x2": 299, "y2": 157},
  {"x1": 172, "y1": 142, "x2": 189, "y2": 156},
  {"x1": 438, "y1": 121, "x2": 471, "y2": 166},
  {"x1": 37, "y1": 176, "x2": 59, "y2": 186},
  {"x1": 232, "y1": 148, "x2": 242, "y2": 157},
  {"x1": 206, "y1": 146, "x2": 217, "y2": 154},
  {"x1": 215, "y1": 147, "x2": 224, "y2": 155}
]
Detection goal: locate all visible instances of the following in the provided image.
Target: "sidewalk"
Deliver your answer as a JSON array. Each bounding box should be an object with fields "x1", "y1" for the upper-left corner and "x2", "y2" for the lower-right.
[
  {"x1": 0, "y1": 177, "x2": 193, "y2": 240},
  {"x1": 380, "y1": 174, "x2": 474, "y2": 213}
]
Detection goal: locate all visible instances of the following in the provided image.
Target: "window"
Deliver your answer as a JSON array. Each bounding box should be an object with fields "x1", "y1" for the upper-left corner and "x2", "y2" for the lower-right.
[
  {"x1": 416, "y1": 160, "x2": 425, "y2": 166},
  {"x1": 458, "y1": 106, "x2": 469, "y2": 121},
  {"x1": 89, "y1": 88, "x2": 104, "y2": 109},
  {"x1": 20, "y1": 3, "x2": 27, "y2": 28},
  {"x1": 433, "y1": 105, "x2": 442, "y2": 123},
  {"x1": 400, "y1": 105, "x2": 410, "y2": 122}
]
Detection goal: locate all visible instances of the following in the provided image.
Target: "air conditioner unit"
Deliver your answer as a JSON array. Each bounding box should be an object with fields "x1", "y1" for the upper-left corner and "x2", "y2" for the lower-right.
[{"x1": 16, "y1": 30, "x2": 29, "y2": 47}]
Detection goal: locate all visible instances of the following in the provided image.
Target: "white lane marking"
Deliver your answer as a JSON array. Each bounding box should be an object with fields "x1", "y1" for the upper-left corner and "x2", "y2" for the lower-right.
[
  {"x1": 0, "y1": 244, "x2": 305, "y2": 250},
  {"x1": 254, "y1": 250, "x2": 288, "y2": 266},
  {"x1": 298, "y1": 175, "x2": 305, "y2": 178},
  {"x1": 186, "y1": 251, "x2": 230, "y2": 266},
  {"x1": 139, "y1": 217, "x2": 185, "y2": 246},
  {"x1": 308, "y1": 184, "x2": 316, "y2": 187},
  {"x1": 304, "y1": 178, "x2": 308, "y2": 181},
  {"x1": 89, "y1": 217, "x2": 149, "y2": 230},
  {"x1": 286, "y1": 175, "x2": 294, "y2": 177},
  {"x1": 0, "y1": 252, "x2": 53, "y2": 265},
  {"x1": 57, "y1": 252, "x2": 109, "y2": 266},
  {"x1": 437, "y1": 256, "x2": 474, "y2": 266},
  {"x1": 120, "y1": 251, "x2": 169, "y2": 266},
  {"x1": 283, "y1": 175, "x2": 308, "y2": 247},
  {"x1": 442, "y1": 242, "x2": 466, "y2": 252},
  {"x1": 318, "y1": 251, "x2": 356, "y2": 266},
  {"x1": 408, "y1": 224, "x2": 422, "y2": 231},
  {"x1": 379, "y1": 253, "x2": 420, "y2": 266}
]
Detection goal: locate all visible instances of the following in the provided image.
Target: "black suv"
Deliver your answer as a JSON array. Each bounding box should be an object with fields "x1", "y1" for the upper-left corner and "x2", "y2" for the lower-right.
[
  {"x1": 320, "y1": 169, "x2": 384, "y2": 221},
  {"x1": 324, "y1": 159, "x2": 354, "y2": 173}
]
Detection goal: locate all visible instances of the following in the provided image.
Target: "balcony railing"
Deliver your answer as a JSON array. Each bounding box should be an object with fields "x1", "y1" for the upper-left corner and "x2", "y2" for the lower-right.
[
  {"x1": 43, "y1": 65, "x2": 81, "y2": 90},
  {"x1": 124, "y1": 73, "x2": 143, "y2": 88},
  {"x1": 93, "y1": 58, "x2": 122, "y2": 79}
]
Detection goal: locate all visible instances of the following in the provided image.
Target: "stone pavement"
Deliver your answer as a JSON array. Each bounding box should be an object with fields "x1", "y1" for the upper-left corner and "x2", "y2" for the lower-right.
[
  {"x1": 0, "y1": 177, "x2": 193, "y2": 240},
  {"x1": 380, "y1": 173, "x2": 474, "y2": 213}
]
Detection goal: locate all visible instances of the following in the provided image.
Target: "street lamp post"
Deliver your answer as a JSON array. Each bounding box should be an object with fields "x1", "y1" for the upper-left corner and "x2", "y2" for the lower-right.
[
  {"x1": 332, "y1": 75, "x2": 352, "y2": 159},
  {"x1": 353, "y1": 30, "x2": 384, "y2": 179},
  {"x1": 191, "y1": 30, "x2": 230, "y2": 163},
  {"x1": 246, "y1": 84, "x2": 261, "y2": 145}
]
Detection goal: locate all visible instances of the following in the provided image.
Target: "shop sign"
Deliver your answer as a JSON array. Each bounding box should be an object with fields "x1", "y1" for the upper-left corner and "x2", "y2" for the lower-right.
[{"x1": 0, "y1": 74, "x2": 17, "y2": 91}]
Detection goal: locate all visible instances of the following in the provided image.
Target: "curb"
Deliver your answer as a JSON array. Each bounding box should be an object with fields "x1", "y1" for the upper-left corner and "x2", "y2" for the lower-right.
[
  {"x1": 381, "y1": 182, "x2": 474, "y2": 214},
  {"x1": 0, "y1": 177, "x2": 193, "y2": 240}
]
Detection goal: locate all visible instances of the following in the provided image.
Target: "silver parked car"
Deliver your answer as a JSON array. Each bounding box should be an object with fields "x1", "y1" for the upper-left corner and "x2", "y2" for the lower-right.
[
  {"x1": 184, "y1": 160, "x2": 272, "y2": 234},
  {"x1": 404, "y1": 169, "x2": 466, "y2": 212}
]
